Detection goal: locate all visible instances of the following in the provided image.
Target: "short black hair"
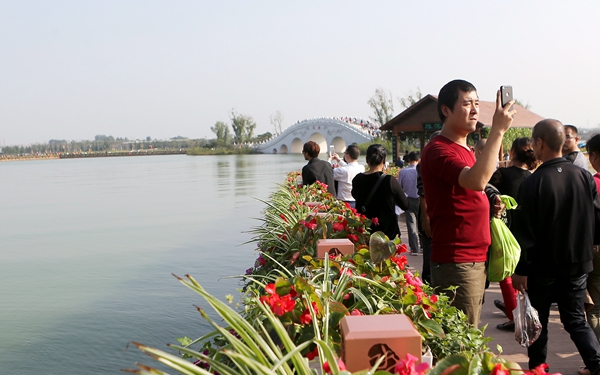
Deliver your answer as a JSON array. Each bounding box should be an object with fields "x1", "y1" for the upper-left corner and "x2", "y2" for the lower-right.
[
  {"x1": 365, "y1": 144, "x2": 386, "y2": 167},
  {"x1": 587, "y1": 134, "x2": 600, "y2": 157},
  {"x1": 345, "y1": 144, "x2": 360, "y2": 160},
  {"x1": 437, "y1": 79, "x2": 477, "y2": 123},
  {"x1": 407, "y1": 151, "x2": 419, "y2": 162}
]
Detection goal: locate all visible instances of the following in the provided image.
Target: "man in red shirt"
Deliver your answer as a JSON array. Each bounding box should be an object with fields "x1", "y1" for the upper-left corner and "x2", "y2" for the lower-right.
[{"x1": 421, "y1": 79, "x2": 515, "y2": 327}]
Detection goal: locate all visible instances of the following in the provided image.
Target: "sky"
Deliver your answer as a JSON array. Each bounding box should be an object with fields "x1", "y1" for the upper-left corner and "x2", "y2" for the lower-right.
[{"x1": 2, "y1": 0, "x2": 600, "y2": 146}]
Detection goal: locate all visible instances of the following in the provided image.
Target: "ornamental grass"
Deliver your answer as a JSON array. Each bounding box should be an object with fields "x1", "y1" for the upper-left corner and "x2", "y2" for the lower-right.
[{"x1": 126, "y1": 171, "x2": 554, "y2": 375}]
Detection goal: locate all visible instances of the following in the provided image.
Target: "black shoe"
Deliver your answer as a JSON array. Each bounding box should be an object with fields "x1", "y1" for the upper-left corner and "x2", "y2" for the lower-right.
[
  {"x1": 496, "y1": 320, "x2": 515, "y2": 331},
  {"x1": 494, "y1": 299, "x2": 508, "y2": 318}
]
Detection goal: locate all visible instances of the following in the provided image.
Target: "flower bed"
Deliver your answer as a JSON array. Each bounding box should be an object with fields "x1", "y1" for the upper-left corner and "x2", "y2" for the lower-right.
[{"x1": 127, "y1": 171, "x2": 558, "y2": 375}]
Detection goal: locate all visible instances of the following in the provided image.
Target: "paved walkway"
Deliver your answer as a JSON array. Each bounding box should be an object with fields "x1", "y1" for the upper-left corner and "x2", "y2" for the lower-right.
[{"x1": 397, "y1": 213, "x2": 585, "y2": 374}]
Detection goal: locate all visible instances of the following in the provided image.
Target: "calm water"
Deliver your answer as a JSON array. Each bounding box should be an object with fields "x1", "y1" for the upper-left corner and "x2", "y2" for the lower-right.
[{"x1": 0, "y1": 154, "x2": 304, "y2": 374}]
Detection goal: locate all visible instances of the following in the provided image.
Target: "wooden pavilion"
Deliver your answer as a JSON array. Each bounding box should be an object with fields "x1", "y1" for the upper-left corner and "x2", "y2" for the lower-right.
[{"x1": 380, "y1": 94, "x2": 545, "y2": 162}]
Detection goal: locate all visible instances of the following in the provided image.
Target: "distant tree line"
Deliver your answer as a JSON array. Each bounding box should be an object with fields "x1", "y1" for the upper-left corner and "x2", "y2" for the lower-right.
[{"x1": 0, "y1": 135, "x2": 213, "y2": 155}]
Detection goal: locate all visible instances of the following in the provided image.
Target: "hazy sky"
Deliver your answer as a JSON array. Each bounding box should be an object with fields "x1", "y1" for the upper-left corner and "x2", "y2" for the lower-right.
[{"x1": 2, "y1": 1, "x2": 600, "y2": 145}]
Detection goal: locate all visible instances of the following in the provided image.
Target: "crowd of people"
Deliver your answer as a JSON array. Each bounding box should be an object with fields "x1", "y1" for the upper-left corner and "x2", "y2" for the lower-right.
[
  {"x1": 299, "y1": 79, "x2": 600, "y2": 375},
  {"x1": 333, "y1": 116, "x2": 381, "y2": 137}
]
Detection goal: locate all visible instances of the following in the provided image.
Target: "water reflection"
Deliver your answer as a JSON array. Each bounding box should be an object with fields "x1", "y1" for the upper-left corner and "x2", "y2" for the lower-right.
[{"x1": 0, "y1": 153, "x2": 305, "y2": 375}]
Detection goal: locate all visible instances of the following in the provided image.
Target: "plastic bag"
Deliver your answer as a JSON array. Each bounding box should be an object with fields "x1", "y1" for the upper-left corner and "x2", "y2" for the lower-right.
[
  {"x1": 514, "y1": 291, "x2": 542, "y2": 347},
  {"x1": 488, "y1": 195, "x2": 521, "y2": 282}
]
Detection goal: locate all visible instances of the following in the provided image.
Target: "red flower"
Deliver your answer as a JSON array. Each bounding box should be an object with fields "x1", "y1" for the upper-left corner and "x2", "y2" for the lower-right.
[
  {"x1": 259, "y1": 295, "x2": 270, "y2": 305},
  {"x1": 430, "y1": 294, "x2": 438, "y2": 303},
  {"x1": 300, "y1": 218, "x2": 318, "y2": 230},
  {"x1": 323, "y1": 359, "x2": 346, "y2": 374},
  {"x1": 350, "y1": 309, "x2": 364, "y2": 316},
  {"x1": 490, "y1": 364, "x2": 510, "y2": 375},
  {"x1": 300, "y1": 309, "x2": 312, "y2": 324},
  {"x1": 396, "y1": 243, "x2": 408, "y2": 254},
  {"x1": 265, "y1": 283, "x2": 276, "y2": 294},
  {"x1": 289, "y1": 286, "x2": 298, "y2": 298},
  {"x1": 347, "y1": 234, "x2": 359, "y2": 243},
  {"x1": 280, "y1": 214, "x2": 288, "y2": 223},
  {"x1": 311, "y1": 301, "x2": 319, "y2": 315},
  {"x1": 391, "y1": 255, "x2": 408, "y2": 270},
  {"x1": 269, "y1": 293, "x2": 296, "y2": 316},
  {"x1": 332, "y1": 222, "x2": 345, "y2": 232},
  {"x1": 394, "y1": 353, "x2": 429, "y2": 375},
  {"x1": 525, "y1": 364, "x2": 556, "y2": 375},
  {"x1": 372, "y1": 217, "x2": 380, "y2": 226},
  {"x1": 306, "y1": 346, "x2": 319, "y2": 360}
]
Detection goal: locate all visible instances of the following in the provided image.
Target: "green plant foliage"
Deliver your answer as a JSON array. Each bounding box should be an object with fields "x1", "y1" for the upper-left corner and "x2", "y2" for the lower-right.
[{"x1": 128, "y1": 171, "x2": 500, "y2": 375}]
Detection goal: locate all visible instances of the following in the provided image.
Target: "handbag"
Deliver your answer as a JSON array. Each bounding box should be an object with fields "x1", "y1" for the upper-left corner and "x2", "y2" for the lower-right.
[{"x1": 360, "y1": 173, "x2": 387, "y2": 214}]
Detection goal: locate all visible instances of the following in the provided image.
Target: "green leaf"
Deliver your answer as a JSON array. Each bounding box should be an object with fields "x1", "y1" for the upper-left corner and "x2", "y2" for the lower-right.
[
  {"x1": 418, "y1": 318, "x2": 446, "y2": 338},
  {"x1": 369, "y1": 231, "x2": 395, "y2": 263},
  {"x1": 427, "y1": 355, "x2": 470, "y2": 375}
]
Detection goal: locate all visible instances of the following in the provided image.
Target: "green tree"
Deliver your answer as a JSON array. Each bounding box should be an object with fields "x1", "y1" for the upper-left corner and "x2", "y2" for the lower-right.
[
  {"x1": 210, "y1": 121, "x2": 231, "y2": 146},
  {"x1": 398, "y1": 87, "x2": 423, "y2": 109},
  {"x1": 502, "y1": 128, "x2": 532, "y2": 151},
  {"x1": 230, "y1": 110, "x2": 257, "y2": 147},
  {"x1": 253, "y1": 132, "x2": 273, "y2": 143},
  {"x1": 367, "y1": 88, "x2": 395, "y2": 128}
]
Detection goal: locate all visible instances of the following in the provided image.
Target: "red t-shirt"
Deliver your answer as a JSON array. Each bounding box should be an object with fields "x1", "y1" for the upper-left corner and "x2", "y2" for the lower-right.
[
  {"x1": 594, "y1": 172, "x2": 600, "y2": 192},
  {"x1": 421, "y1": 136, "x2": 490, "y2": 263}
]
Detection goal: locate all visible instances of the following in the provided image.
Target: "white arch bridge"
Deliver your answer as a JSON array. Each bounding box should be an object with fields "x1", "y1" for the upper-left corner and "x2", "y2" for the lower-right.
[{"x1": 254, "y1": 118, "x2": 375, "y2": 154}]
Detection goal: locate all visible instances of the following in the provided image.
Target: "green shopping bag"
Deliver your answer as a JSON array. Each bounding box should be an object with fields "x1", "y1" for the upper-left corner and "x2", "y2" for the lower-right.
[{"x1": 488, "y1": 195, "x2": 521, "y2": 282}]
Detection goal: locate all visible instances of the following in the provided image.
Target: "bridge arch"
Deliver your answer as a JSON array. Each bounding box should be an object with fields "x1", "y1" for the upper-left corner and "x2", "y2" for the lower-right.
[
  {"x1": 291, "y1": 138, "x2": 303, "y2": 153},
  {"x1": 254, "y1": 118, "x2": 375, "y2": 154},
  {"x1": 331, "y1": 137, "x2": 346, "y2": 153},
  {"x1": 308, "y1": 133, "x2": 327, "y2": 154}
]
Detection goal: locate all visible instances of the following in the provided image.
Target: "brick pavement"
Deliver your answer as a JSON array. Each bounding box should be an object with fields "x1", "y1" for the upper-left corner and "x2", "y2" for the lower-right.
[{"x1": 397, "y1": 213, "x2": 586, "y2": 374}]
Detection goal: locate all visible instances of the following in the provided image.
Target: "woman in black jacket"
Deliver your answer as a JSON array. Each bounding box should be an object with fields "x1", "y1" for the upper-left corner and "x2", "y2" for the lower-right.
[{"x1": 352, "y1": 144, "x2": 408, "y2": 240}]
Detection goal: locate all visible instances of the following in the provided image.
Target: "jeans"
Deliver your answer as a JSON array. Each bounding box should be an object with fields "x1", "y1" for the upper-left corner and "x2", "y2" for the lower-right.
[
  {"x1": 527, "y1": 274, "x2": 600, "y2": 372},
  {"x1": 404, "y1": 197, "x2": 420, "y2": 253}
]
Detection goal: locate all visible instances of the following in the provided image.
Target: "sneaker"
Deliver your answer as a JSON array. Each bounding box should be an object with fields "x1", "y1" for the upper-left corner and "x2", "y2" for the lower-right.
[
  {"x1": 578, "y1": 367, "x2": 591, "y2": 375},
  {"x1": 496, "y1": 320, "x2": 515, "y2": 331},
  {"x1": 494, "y1": 299, "x2": 508, "y2": 318},
  {"x1": 410, "y1": 252, "x2": 419, "y2": 256}
]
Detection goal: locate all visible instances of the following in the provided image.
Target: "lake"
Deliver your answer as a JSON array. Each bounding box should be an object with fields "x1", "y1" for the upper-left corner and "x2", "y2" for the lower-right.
[{"x1": 0, "y1": 153, "x2": 305, "y2": 374}]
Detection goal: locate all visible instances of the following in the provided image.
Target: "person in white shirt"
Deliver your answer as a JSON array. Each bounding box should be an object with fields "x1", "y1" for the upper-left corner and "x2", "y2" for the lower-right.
[{"x1": 331, "y1": 144, "x2": 365, "y2": 208}]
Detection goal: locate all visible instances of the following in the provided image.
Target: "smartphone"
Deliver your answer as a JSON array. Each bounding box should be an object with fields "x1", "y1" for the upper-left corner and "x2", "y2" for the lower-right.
[
  {"x1": 500, "y1": 85, "x2": 513, "y2": 108},
  {"x1": 329, "y1": 145, "x2": 335, "y2": 157}
]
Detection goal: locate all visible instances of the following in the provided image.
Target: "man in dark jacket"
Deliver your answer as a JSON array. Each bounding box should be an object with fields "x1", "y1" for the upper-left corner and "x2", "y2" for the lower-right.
[
  {"x1": 512, "y1": 119, "x2": 600, "y2": 373},
  {"x1": 301, "y1": 141, "x2": 336, "y2": 196}
]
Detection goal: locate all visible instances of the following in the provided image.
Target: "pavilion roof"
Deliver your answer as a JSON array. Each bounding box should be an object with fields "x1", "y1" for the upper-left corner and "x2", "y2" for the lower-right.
[{"x1": 380, "y1": 94, "x2": 544, "y2": 131}]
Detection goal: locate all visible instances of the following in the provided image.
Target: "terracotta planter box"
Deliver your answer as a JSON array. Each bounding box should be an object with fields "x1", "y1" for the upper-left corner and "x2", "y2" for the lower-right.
[
  {"x1": 340, "y1": 314, "x2": 422, "y2": 373},
  {"x1": 316, "y1": 238, "x2": 354, "y2": 258}
]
